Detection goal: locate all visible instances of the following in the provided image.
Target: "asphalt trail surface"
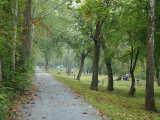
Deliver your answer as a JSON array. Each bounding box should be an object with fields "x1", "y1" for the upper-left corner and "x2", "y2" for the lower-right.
[{"x1": 20, "y1": 68, "x2": 110, "y2": 120}]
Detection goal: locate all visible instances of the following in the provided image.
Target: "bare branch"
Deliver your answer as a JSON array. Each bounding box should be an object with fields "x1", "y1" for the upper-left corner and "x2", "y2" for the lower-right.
[
  {"x1": 33, "y1": 0, "x2": 49, "y2": 15},
  {"x1": 41, "y1": 0, "x2": 68, "y2": 18}
]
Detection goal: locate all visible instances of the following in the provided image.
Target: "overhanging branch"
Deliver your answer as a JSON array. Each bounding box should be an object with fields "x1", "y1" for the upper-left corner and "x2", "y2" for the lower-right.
[{"x1": 41, "y1": 0, "x2": 68, "y2": 18}]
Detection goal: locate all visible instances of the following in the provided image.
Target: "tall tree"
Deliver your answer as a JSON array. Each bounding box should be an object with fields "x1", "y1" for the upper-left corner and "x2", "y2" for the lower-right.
[
  {"x1": 145, "y1": 0, "x2": 157, "y2": 112},
  {"x1": 0, "y1": 55, "x2": 2, "y2": 80},
  {"x1": 22, "y1": 0, "x2": 32, "y2": 67},
  {"x1": 155, "y1": 0, "x2": 160, "y2": 86},
  {"x1": 101, "y1": 40, "x2": 114, "y2": 91},
  {"x1": 79, "y1": 0, "x2": 110, "y2": 91}
]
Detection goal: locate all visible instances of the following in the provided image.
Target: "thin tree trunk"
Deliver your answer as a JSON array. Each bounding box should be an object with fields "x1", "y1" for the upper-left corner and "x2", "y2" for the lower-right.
[
  {"x1": 83, "y1": 59, "x2": 86, "y2": 75},
  {"x1": 100, "y1": 58, "x2": 104, "y2": 75},
  {"x1": 128, "y1": 70, "x2": 136, "y2": 97},
  {"x1": 90, "y1": 21, "x2": 101, "y2": 91},
  {"x1": 145, "y1": 0, "x2": 157, "y2": 112},
  {"x1": 11, "y1": 0, "x2": 18, "y2": 69},
  {"x1": 106, "y1": 62, "x2": 114, "y2": 91},
  {"x1": 101, "y1": 39, "x2": 114, "y2": 91},
  {"x1": 0, "y1": 55, "x2": 2, "y2": 80},
  {"x1": 128, "y1": 47, "x2": 139, "y2": 97},
  {"x1": 155, "y1": 65, "x2": 160, "y2": 86},
  {"x1": 66, "y1": 50, "x2": 71, "y2": 75},
  {"x1": 30, "y1": 0, "x2": 37, "y2": 57},
  {"x1": 45, "y1": 59, "x2": 49, "y2": 72},
  {"x1": 77, "y1": 56, "x2": 85, "y2": 80}
]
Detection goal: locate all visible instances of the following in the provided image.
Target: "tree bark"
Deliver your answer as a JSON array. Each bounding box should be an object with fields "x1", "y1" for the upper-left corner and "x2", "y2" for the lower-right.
[
  {"x1": 0, "y1": 55, "x2": 2, "y2": 80},
  {"x1": 22, "y1": 0, "x2": 32, "y2": 66},
  {"x1": 66, "y1": 50, "x2": 71, "y2": 75},
  {"x1": 106, "y1": 62, "x2": 114, "y2": 91},
  {"x1": 128, "y1": 70, "x2": 136, "y2": 96},
  {"x1": 99, "y1": 58, "x2": 104, "y2": 75},
  {"x1": 90, "y1": 21, "x2": 101, "y2": 91},
  {"x1": 11, "y1": 0, "x2": 18, "y2": 69},
  {"x1": 101, "y1": 39, "x2": 114, "y2": 91},
  {"x1": 145, "y1": 0, "x2": 157, "y2": 112},
  {"x1": 83, "y1": 60, "x2": 86, "y2": 75},
  {"x1": 77, "y1": 55, "x2": 85, "y2": 80},
  {"x1": 45, "y1": 59, "x2": 49, "y2": 72},
  {"x1": 155, "y1": 65, "x2": 160, "y2": 86},
  {"x1": 128, "y1": 47, "x2": 139, "y2": 97}
]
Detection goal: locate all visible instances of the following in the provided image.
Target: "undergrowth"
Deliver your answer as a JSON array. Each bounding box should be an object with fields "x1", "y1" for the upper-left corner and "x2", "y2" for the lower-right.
[{"x1": 0, "y1": 65, "x2": 34, "y2": 120}]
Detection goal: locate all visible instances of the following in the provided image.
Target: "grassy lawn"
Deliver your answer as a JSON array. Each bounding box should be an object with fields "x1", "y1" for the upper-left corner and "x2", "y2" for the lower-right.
[{"x1": 49, "y1": 68, "x2": 160, "y2": 120}]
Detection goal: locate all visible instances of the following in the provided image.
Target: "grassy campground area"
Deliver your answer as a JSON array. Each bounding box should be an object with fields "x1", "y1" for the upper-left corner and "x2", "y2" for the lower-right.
[{"x1": 49, "y1": 68, "x2": 160, "y2": 120}]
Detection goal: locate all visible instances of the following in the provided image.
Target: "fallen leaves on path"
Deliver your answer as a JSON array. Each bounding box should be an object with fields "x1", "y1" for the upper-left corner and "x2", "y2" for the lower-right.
[
  {"x1": 83, "y1": 112, "x2": 87, "y2": 114},
  {"x1": 42, "y1": 116, "x2": 47, "y2": 119},
  {"x1": 59, "y1": 101, "x2": 64, "y2": 104}
]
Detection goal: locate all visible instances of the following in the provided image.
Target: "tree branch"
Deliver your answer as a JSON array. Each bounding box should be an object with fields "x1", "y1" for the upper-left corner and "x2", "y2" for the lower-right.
[
  {"x1": 41, "y1": 0, "x2": 68, "y2": 18},
  {"x1": 99, "y1": 0, "x2": 110, "y2": 30},
  {"x1": 33, "y1": 0, "x2": 49, "y2": 16},
  {"x1": 84, "y1": 49, "x2": 92, "y2": 58},
  {"x1": 132, "y1": 47, "x2": 139, "y2": 71}
]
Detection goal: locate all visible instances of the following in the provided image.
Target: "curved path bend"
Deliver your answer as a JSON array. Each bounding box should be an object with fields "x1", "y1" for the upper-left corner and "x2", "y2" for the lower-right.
[{"x1": 20, "y1": 68, "x2": 110, "y2": 120}]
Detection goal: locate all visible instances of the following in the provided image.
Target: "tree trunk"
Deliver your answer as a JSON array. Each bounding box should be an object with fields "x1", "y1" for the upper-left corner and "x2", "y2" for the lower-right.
[
  {"x1": 90, "y1": 21, "x2": 101, "y2": 91},
  {"x1": 83, "y1": 60, "x2": 86, "y2": 75},
  {"x1": 99, "y1": 58, "x2": 104, "y2": 75},
  {"x1": 22, "y1": 0, "x2": 32, "y2": 66},
  {"x1": 77, "y1": 56, "x2": 85, "y2": 80},
  {"x1": 145, "y1": 0, "x2": 157, "y2": 112},
  {"x1": 106, "y1": 62, "x2": 114, "y2": 91},
  {"x1": 0, "y1": 55, "x2": 2, "y2": 80},
  {"x1": 101, "y1": 39, "x2": 114, "y2": 91},
  {"x1": 155, "y1": 65, "x2": 160, "y2": 86},
  {"x1": 30, "y1": 0, "x2": 37, "y2": 57},
  {"x1": 128, "y1": 70, "x2": 136, "y2": 97},
  {"x1": 45, "y1": 59, "x2": 49, "y2": 72},
  {"x1": 66, "y1": 50, "x2": 71, "y2": 75},
  {"x1": 128, "y1": 47, "x2": 139, "y2": 97},
  {"x1": 11, "y1": 0, "x2": 18, "y2": 69}
]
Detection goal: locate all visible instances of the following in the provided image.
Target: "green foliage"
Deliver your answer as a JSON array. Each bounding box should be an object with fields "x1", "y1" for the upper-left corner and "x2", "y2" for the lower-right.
[
  {"x1": 0, "y1": 0, "x2": 35, "y2": 119},
  {"x1": 0, "y1": 87, "x2": 17, "y2": 119}
]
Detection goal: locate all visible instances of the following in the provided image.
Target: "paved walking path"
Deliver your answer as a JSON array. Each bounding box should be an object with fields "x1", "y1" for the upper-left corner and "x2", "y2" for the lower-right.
[{"x1": 20, "y1": 68, "x2": 110, "y2": 120}]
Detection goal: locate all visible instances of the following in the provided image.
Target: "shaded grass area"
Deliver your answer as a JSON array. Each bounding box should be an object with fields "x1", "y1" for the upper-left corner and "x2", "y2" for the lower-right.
[{"x1": 50, "y1": 68, "x2": 160, "y2": 120}]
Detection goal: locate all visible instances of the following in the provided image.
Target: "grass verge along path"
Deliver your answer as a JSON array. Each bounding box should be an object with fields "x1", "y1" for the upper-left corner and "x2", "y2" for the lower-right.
[{"x1": 50, "y1": 71, "x2": 160, "y2": 120}]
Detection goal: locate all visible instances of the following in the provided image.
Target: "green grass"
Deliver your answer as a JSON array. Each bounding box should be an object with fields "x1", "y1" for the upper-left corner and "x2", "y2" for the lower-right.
[{"x1": 49, "y1": 68, "x2": 160, "y2": 120}]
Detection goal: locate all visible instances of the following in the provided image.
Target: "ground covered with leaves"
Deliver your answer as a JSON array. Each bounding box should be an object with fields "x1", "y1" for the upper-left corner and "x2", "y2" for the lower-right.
[{"x1": 0, "y1": 74, "x2": 35, "y2": 120}]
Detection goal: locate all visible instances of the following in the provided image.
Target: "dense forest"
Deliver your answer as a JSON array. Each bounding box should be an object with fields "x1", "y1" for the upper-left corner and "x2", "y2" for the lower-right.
[{"x1": 0, "y1": 0, "x2": 160, "y2": 119}]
